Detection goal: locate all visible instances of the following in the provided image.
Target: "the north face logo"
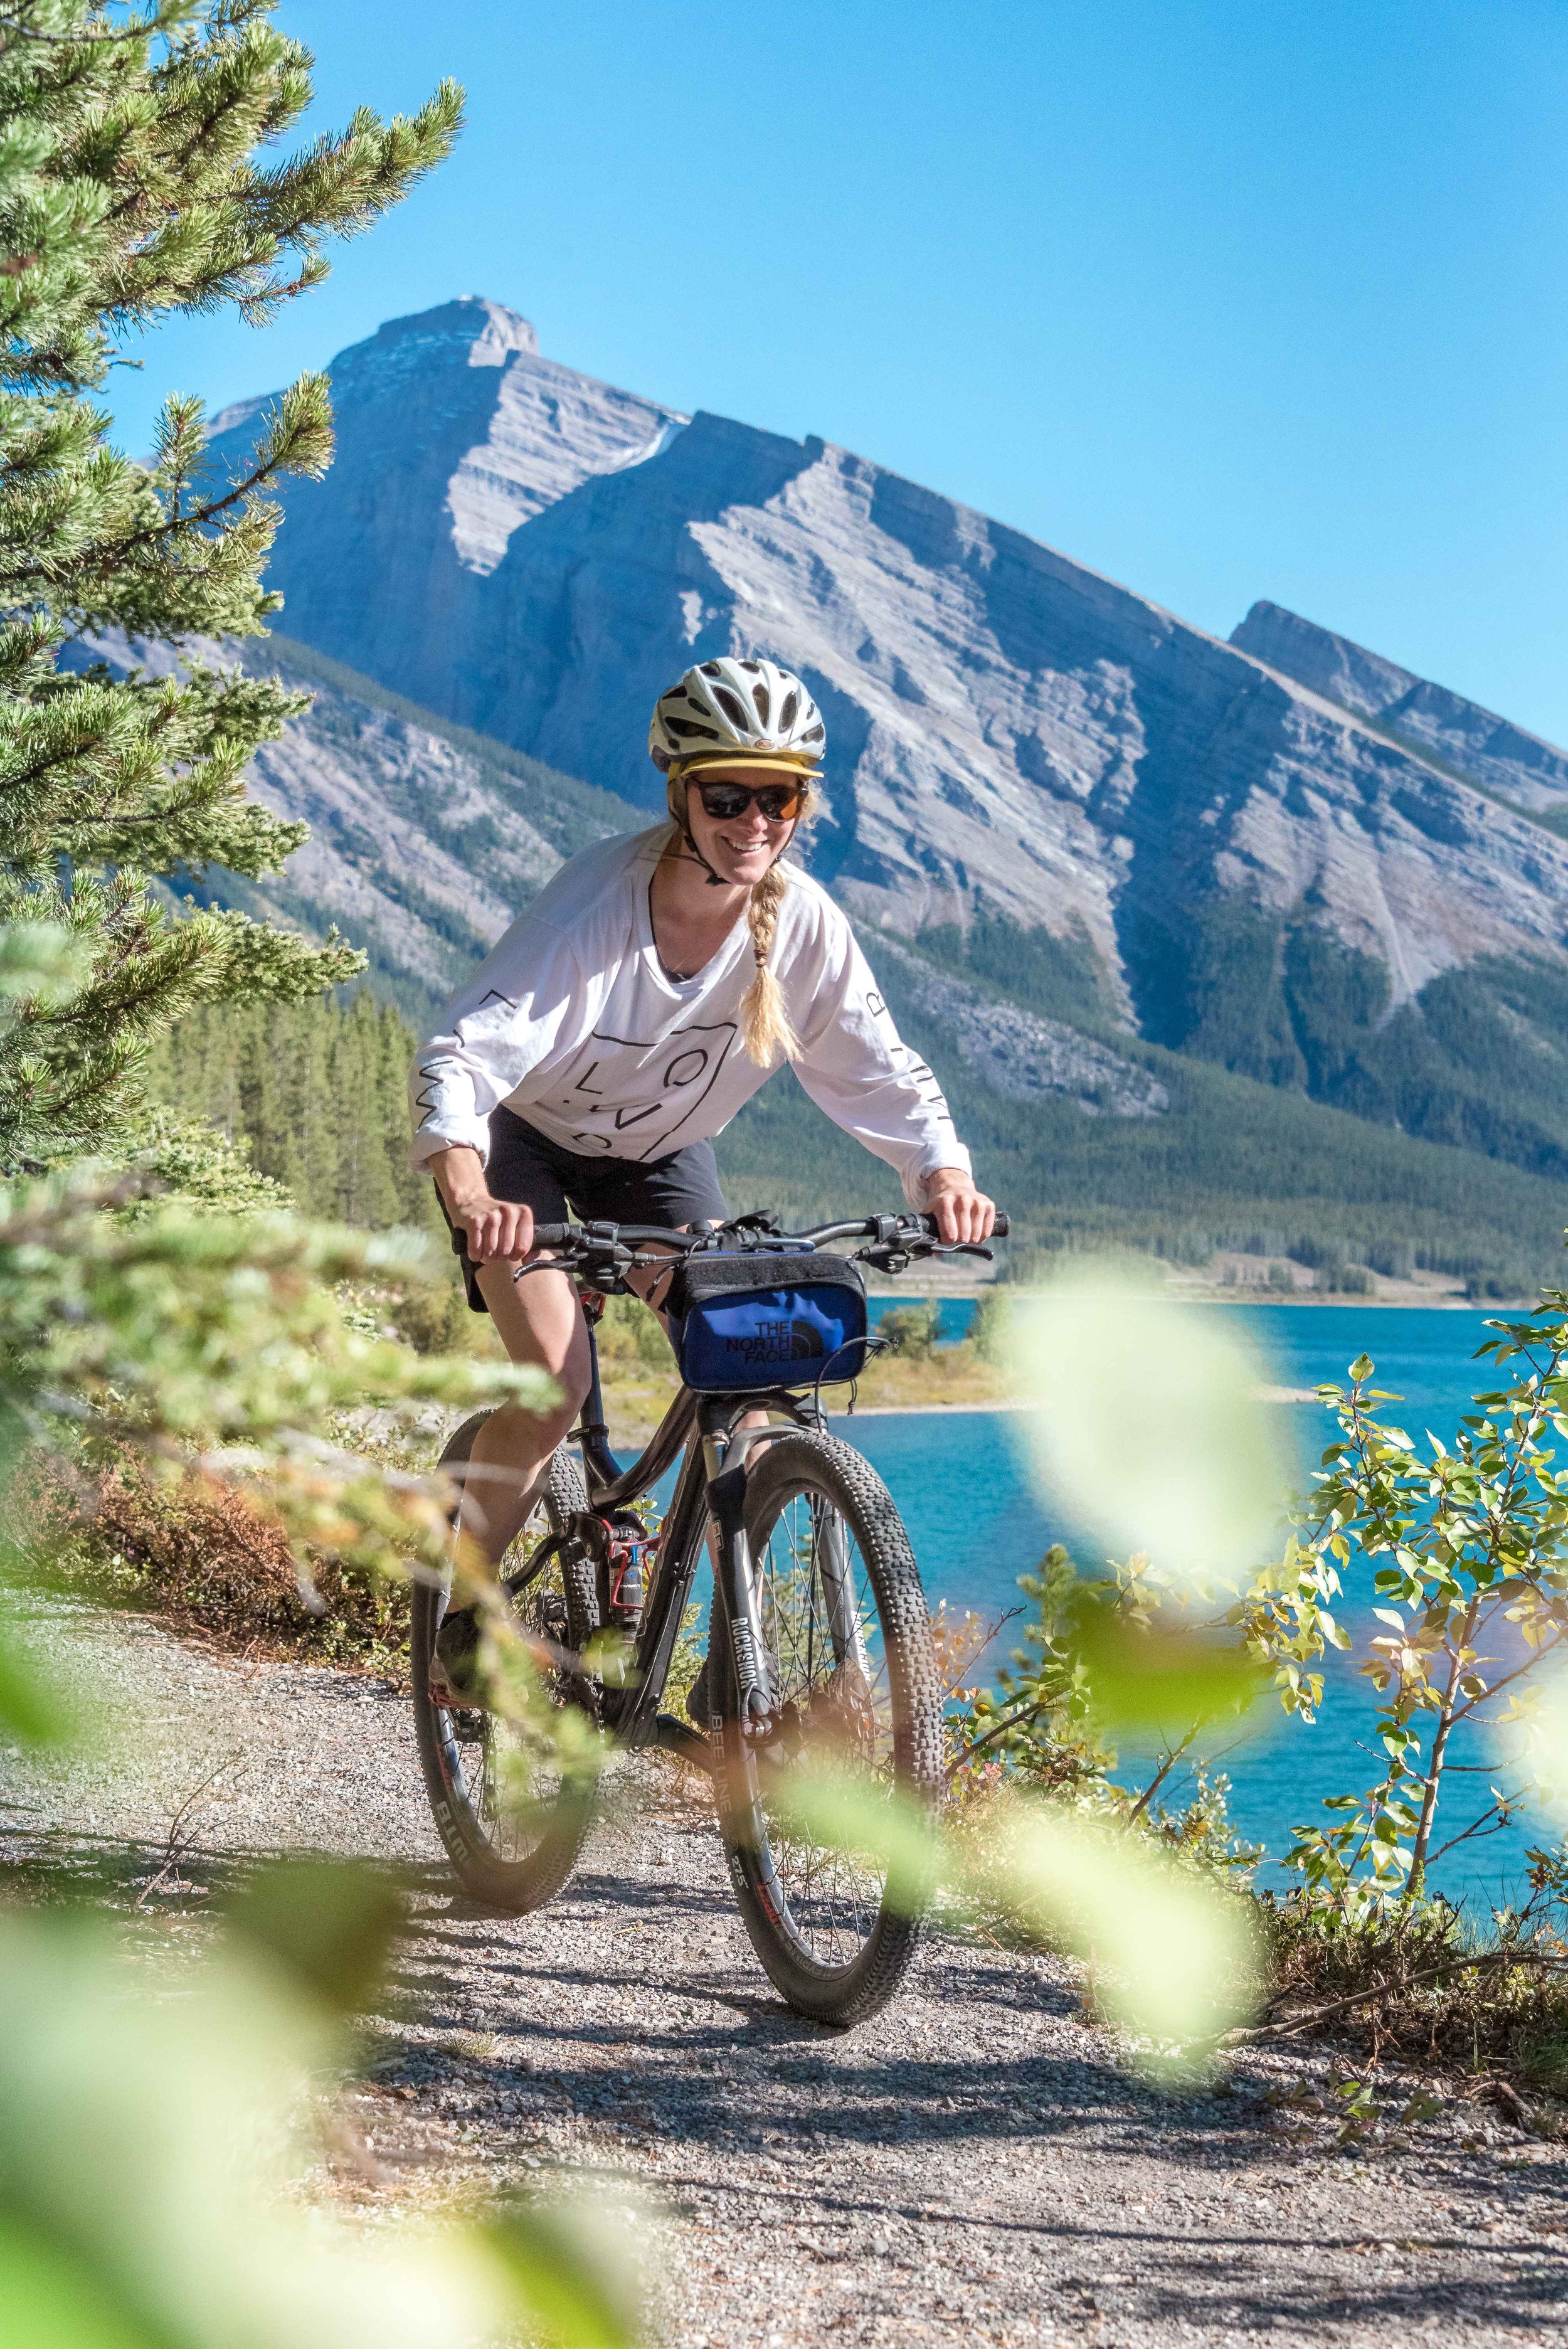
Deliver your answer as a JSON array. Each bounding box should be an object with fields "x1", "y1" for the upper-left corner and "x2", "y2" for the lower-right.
[{"x1": 725, "y1": 1317, "x2": 825, "y2": 1365}]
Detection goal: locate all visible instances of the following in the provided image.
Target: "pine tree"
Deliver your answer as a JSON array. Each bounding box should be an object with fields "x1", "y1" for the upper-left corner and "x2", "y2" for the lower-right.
[
  {"x1": 144, "y1": 987, "x2": 442, "y2": 1232},
  {"x1": 0, "y1": 1, "x2": 462, "y2": 1166}
]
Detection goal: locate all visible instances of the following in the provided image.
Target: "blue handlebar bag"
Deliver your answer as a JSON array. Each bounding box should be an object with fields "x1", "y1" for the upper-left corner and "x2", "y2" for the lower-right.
[{"x1": 668, "y1": 1249, "x2": 869, "y2": 1393}]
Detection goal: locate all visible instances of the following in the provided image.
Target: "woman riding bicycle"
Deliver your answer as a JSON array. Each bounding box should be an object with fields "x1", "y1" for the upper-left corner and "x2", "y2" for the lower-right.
[{"x1": 409, "y1": 658, "x2": 994, "y2": 1686}]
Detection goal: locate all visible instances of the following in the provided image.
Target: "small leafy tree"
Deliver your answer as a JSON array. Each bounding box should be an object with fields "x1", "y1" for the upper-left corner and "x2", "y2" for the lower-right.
[
  {"x1": 1263, "y1": 1317, "x2": 1568, "y2": 1916},
  {"x1": 0, "y1": 0, "x2": 462, "y2": 1165}
]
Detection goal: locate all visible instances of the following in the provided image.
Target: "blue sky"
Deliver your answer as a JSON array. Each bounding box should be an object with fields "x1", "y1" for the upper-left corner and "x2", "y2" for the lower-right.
[{"x1": 115, "y1": 2, "x2": 1568, "y2": 740}]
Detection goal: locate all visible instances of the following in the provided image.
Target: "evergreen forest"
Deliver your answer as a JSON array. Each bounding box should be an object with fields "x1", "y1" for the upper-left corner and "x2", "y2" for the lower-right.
[
  {"x1": 150, "y1": 972, "x2": 1568, "y2": 1301},
  {"x1": 146, "y1": 993, "x2": 438, "y2": 1235}
]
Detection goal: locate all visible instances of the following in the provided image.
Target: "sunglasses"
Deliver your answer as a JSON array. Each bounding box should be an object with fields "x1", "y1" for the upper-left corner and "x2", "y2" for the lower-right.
[{"x1": 693, "y1": 778, "x2": 806, "y2": 824}]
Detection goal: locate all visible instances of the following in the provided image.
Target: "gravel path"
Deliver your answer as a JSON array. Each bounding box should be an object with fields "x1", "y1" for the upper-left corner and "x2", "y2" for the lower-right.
[{"x1": 5, "y1": 1595, "x2": 1568, "y2": 2346}]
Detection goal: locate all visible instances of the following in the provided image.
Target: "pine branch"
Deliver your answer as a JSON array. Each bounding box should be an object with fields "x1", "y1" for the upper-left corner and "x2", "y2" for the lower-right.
[{"x1": 0, "y1": 0, "x2": 463, "y2": 1160}]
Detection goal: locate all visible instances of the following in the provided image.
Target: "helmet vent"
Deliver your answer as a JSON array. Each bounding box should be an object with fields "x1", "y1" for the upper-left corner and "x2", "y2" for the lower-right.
[{"x1": 650, "y1": 657, "x2": 825, "y2": 773}]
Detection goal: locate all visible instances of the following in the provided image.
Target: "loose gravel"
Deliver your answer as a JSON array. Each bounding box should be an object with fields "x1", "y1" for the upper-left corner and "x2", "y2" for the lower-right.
[{"x1": 4, "y1": 1592, "x2": 1568, "y2": 2346}]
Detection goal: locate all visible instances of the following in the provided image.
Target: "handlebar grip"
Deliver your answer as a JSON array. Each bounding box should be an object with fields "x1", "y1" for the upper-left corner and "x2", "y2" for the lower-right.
[
  {"x1": 916, "y1": 1209, "x2": 1009, "y2": 1239},
  {"x1": 529, "y1": 1222, "x2": 573, "y2": 1251}
]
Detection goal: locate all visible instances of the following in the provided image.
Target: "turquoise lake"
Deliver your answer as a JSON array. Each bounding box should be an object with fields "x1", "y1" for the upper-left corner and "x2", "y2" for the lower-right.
[{"x1": 829, "y1": 1300, "x2": 1557, "y2": 1910}]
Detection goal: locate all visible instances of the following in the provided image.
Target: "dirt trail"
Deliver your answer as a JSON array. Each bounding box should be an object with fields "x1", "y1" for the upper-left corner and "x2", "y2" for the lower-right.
[{"x1": 5, "y1": 1595, "x2": 1567, "y2": 2346}]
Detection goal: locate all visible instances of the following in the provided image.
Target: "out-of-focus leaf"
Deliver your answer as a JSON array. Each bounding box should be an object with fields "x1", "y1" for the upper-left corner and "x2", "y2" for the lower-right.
[
  {"x1": 775, "y1": 1764, "x2": 1260, "y2": 2065},
  {"x1": 0, "y1": 922, "x2": 90, "y2": 1014},
  {"x1": 968, "y1": 1802, "x2": 1261, "y2": 2065},
  {"x1": 1013, "y1": 1269, "x2": 1288, "y2": 1588},
  {"x1": 0, "y1": 1911, "x2": 532, "y2": 2349},
  {"x1": 484, "y1": 2196, "x2": 647, "y2": 2349},
  {"x1": 1064, "y1": 1587, "x2": 1266, "y2": 1731},
  {"x1": 0, "y1": 2214, "x2": 163, "y2": 2349},
  {"x1": 222, "y1": 1859, "x2": 406, "y2": 2019},
  {"x1": 1500, "y1": 1667, "x2": 1568, "y2": 1814},
  {"x1": 0, "y1": 1636, "x2": 66, "y2": 1746},
  {"x1": 771, "y1": 1764, "x2": 938, "y2": 1919}
]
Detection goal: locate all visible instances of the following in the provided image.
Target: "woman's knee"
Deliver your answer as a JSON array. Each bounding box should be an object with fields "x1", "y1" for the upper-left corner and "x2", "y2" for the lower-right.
[{"x1": 488, "y1": 1363, "x2": 586, "y2": 1447}]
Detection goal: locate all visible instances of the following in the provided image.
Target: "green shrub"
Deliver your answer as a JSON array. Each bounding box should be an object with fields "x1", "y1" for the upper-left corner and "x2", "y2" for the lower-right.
[
  {"x1": 879, "y1": 1300, "x2": 942, "y2": 1360},
  {"x1": 971, "y1": 1288, "x2": 1012, "y2": 1364}
]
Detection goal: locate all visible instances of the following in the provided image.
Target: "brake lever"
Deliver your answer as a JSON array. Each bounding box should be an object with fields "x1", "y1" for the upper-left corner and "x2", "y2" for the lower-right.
[{"x1": 855, "y1": 1239, "x2": 996, "y2": 1276}]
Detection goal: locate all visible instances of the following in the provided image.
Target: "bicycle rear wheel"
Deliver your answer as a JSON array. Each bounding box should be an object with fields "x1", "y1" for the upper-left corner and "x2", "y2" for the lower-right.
[
  {"x1": 411, "y1": 1413, "x2": 600, "y2": 1914},
  {"x1": 716, "y1": 1430, "x2": 941, "y2": 2026}
]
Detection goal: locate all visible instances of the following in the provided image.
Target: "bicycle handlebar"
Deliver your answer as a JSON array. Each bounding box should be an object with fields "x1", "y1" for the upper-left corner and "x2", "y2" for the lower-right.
[{"x1": 525, "y1": 1208, "x2": 1009, "y2": 1257}]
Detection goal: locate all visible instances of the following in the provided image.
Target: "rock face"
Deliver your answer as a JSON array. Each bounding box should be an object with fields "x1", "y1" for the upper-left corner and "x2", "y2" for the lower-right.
[
  {"x1": 871, "y1": 937, "x2": 1168, "y2": 1119},
  {"x1": 1231, "y1": 600, "x2": 1568, "y2": 818},
  {"x1": 213, "y1": 297, "x2": 686, "y2": 669},
  {"x1": 208, "y1": 298, "x2": 1568, "y2": 1041},
  {"x1": 81, "y1": 627, "x2": 640, "y2": 1010}
]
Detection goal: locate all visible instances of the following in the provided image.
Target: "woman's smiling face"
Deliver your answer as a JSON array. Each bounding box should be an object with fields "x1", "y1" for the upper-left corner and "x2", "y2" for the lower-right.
[{"x1": 683, "y1": 766, "x2": 799, "y2": 887}]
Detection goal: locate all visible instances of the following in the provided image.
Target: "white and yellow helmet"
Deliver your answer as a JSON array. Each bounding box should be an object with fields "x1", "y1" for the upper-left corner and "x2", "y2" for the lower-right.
[{"x1": 649, "y1": 656, "x2": 825, "y2": 775}]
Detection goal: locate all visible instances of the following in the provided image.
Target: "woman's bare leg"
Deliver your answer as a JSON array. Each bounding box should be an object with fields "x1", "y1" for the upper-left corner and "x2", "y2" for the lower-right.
[{"x1": 460, "y1": 1259, "x2": 592, "y2": 1572}]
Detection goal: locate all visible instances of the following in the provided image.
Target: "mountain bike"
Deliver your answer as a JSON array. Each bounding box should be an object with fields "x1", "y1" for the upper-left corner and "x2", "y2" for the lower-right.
[{"x1": 410, "y1": 1207, "x2": 1005, "y2": 2026}]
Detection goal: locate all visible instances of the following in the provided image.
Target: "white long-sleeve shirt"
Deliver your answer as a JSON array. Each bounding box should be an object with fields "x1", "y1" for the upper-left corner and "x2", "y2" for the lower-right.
[{"x1": 408, "y1": 824, "x2": 970, "y2": 1210}]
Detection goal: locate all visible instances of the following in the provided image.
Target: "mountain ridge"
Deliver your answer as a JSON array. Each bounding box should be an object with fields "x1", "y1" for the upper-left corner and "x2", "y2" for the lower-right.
[
  {"x1": 1230, "y1": 600, "x2": 1568, "y2": 818},
  {"x1": 206, "y1": 297, "x2": 1568, "y2": 1027}
]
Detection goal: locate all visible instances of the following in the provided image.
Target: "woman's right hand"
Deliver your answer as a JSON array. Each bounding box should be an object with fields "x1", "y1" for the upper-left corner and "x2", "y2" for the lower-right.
[{"x1": 430, "y1": 1146, "x2": 536, "y2": 1263}]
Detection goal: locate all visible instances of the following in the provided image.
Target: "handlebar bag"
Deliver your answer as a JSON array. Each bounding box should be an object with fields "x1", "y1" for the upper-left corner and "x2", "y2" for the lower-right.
[{"x1": 667, "y1": 1249, "x2": 869, "y2": 1392}]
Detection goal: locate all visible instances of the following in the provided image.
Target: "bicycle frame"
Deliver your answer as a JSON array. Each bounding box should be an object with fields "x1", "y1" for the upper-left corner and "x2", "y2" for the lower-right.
[
  {"x1": 564, "y1": 1302, "x2": 824, "y2": 1761},
  {"x1": 509, "y1": 1204, "x2": 1004, "y2": 1761}
]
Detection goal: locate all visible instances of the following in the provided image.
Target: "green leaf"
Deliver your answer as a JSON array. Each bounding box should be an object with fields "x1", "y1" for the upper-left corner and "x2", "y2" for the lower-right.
[
  {"x1": 484, "y1": 2198, "x2": 645, "y2": 2349},
  {"x1": 221, "y1": 1860, "x2": 406, "y2": 2018}
]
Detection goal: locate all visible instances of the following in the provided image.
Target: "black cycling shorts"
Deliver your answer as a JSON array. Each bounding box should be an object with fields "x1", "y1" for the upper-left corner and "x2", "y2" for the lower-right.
[{"x1": 438, "y1": 1104, "x2": 731, "y2": 1314}]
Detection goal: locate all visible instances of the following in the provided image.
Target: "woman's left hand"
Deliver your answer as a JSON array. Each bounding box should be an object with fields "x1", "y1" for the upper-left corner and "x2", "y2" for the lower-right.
[{"x1": 924, "y1": 1169, "x2": 996, "y2": 1245}]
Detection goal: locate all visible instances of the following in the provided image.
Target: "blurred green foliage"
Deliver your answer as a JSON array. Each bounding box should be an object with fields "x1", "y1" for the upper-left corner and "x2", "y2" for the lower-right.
[{"x1": 1254, "y1": 1309, "x2": 1568, "y2": 1917}]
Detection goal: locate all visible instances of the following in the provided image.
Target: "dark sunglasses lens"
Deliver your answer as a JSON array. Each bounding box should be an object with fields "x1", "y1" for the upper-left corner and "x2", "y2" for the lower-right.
[
  {"x1": 696, "y1": 781, "x2": 803, "y2": 822},
  {"x1": 697, "y1": 784, "x2": 751, "y2": 818}
]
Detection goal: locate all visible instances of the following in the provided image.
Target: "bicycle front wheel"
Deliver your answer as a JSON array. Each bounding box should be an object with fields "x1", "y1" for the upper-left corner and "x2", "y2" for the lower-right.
[
  {"x1": 411, "y1": 1414, "x2": 600, "y2": 1914},
  {"x1": 717, "y1": 1431, "x2": 941, "y2": 2026}
]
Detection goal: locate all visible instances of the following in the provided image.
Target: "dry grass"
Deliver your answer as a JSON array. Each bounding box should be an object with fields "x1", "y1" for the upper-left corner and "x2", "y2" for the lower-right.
[
  {"x1": 1251, "y1": 1893, "x2": 1568, "y2": 2109},
  {"x1": 17, "y1": 1452, "x2": 414, "y2": 1680}
]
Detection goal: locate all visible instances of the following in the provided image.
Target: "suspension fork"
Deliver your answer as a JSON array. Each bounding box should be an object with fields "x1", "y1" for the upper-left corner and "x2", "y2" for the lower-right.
[{"x1": 703, "y1": 1424, "x2": 772, "y2": 1735}]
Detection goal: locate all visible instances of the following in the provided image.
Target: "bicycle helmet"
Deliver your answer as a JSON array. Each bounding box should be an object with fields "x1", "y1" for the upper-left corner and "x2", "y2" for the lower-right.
[{"x1": 649, "y1": 657, "x2": 825, "y2": 775}]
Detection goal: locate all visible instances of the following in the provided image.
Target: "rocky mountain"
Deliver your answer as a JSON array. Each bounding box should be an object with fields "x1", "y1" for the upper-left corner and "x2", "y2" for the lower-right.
[
  {"x1": 191, "y1": 295, "x2": 1568, "y2": 1212},
  {"x1": 1231, "y1": 601, "x2": 1568, "y2": 820},
  {"x1": 209, "y1": 298, "x2": 1568, "y2": 1031}
]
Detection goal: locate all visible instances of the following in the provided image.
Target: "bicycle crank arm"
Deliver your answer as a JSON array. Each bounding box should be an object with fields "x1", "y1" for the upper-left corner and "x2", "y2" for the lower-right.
[{"x1": 650, "y1": 1712, "x2": 713, "y2": 1769}]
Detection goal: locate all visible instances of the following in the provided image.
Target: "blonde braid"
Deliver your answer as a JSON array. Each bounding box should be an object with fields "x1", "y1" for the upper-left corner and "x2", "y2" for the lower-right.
[{"x1": 741, "y1": 858, "x2": 801, "y2": 1068}]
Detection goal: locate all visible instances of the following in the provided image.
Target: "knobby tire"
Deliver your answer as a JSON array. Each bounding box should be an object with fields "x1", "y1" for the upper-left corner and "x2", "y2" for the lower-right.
[
  {"x1": 411, "y1": 1412, "x2": 600, "y2": 1914},
  {"x1": 715, "y1": 1430, "x2": 941, "y2": 2027}
]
